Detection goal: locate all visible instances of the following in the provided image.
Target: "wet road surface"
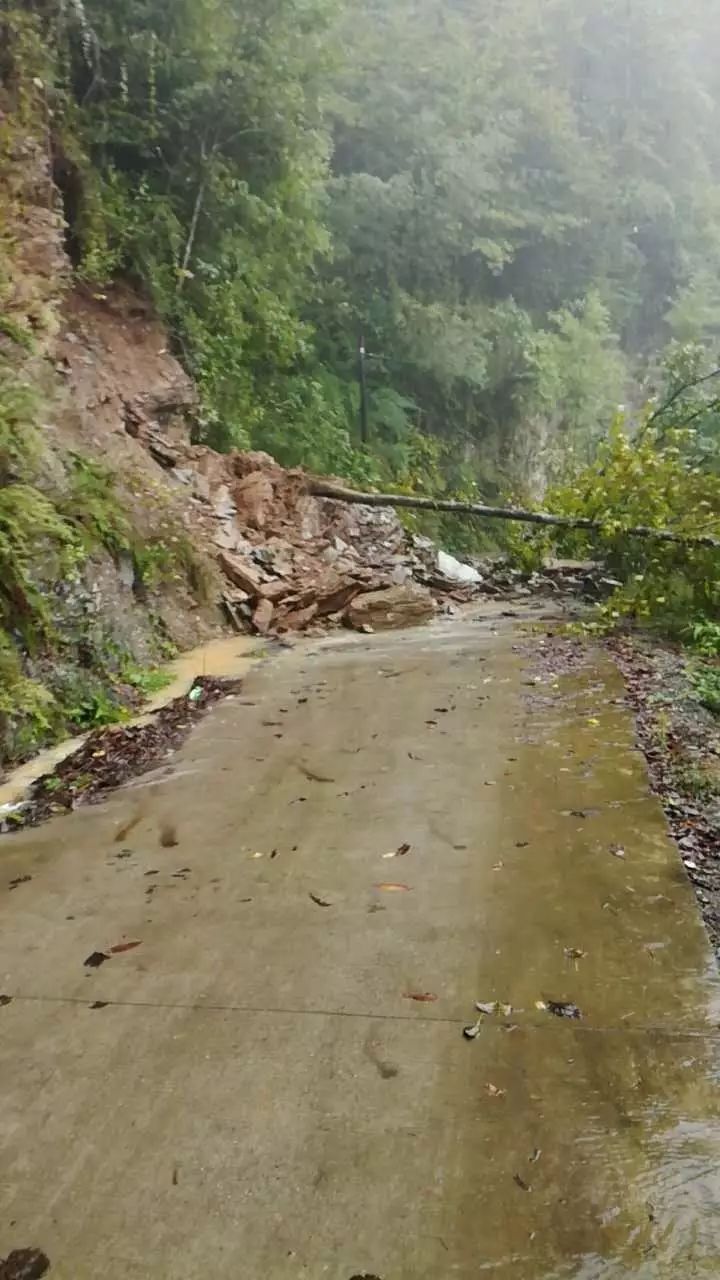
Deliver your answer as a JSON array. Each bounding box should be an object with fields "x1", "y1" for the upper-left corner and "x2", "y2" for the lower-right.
[{"x1": 1, "y1": 619, "x2": 720, "y2": 1278}]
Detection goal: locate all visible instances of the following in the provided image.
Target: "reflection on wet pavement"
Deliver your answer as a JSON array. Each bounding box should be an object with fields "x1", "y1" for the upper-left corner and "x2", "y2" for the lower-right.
[{"x1": 0, "y1": 619, "x2": 719, "y2": 1278}]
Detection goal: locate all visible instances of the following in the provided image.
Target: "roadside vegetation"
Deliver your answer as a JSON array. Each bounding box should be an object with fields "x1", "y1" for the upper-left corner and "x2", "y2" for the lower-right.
[{"x1": 3, "y1": 0, "x2": 720, "y2": 761}]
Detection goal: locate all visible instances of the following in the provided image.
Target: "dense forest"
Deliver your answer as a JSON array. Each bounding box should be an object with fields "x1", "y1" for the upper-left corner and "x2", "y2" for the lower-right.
[
  {"x1": 3, "y1": 0, "x2": 720, "y2": 494},
  {"x1": 2, "y1": 0, "x2": 720, "y2": 645}
]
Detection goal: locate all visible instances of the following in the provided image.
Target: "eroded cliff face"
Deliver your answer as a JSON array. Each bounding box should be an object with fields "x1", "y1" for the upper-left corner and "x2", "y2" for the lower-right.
[
  {"x1": 0, "y1": 69, "x2": 479, "y2": 770},
  {"x1": 0, "y1": 70, "x2": 227, "y2": 766}
]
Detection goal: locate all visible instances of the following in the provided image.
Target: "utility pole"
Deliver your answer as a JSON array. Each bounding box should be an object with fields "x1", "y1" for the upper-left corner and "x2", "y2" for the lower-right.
[{"x1": 358, "y1": 334, "x2": 369, "y2": 445}]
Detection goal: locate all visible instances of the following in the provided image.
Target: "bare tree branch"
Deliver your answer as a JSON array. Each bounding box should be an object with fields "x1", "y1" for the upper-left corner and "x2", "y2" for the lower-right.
[{"x1": 308, "y1": 480, "x2": 720, "y2": 549}]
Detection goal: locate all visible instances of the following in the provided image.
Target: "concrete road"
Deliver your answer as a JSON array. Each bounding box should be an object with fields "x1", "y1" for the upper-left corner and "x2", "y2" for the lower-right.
[{"x1": 1, "y1": 619, "x2": 720, "y2": 1279}]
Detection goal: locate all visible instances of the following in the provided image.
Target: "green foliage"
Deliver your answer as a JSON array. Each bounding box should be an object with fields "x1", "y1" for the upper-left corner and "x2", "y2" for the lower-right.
[
  {"x1": 0, "y1": 629, "x2": 58, "y2": 761},
  {"x1": 687, "y1": 619, "x2": 720, "y2": 658},
  {"x1": 0, "y1": 369, "x2": 43, "y2": 485},
  {"x1": 64, "y1": 685, "x2": 130, "y2": 731},
  {"x1": 539, "y1": 415, "x2": 720, "y2": 633},
  {"x1": 122, "y1": 664, "x2": 172, "y2": 696},
  {"x1": 690, "y1": 663, "x2": 720, "y2": 717},
  {"x1": 0, "y1": 482, "x2": 78, "y2": 646},
  {"x1": 59, "y1": 452, "x2": 132, "y2": 556}
]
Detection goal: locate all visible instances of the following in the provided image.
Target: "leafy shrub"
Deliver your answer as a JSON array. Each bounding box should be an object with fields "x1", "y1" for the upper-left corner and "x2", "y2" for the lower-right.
[
  {"x1": 542, "y1": 418, "x2": 720, "y2": 634},
  {"x1": 691, "y1": 664, "x2": 720, "y2": 716}
]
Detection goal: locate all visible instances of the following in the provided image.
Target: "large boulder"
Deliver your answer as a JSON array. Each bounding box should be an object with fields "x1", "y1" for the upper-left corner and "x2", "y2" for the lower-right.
[{"x1": 344, "y1": 584, "x2": 436, "y2": 631}]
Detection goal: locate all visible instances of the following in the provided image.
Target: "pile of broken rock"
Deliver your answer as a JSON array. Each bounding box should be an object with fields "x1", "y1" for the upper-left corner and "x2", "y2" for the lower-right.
[{"x1": 145, "y1": 439, "x2": 485, "y2": 635}]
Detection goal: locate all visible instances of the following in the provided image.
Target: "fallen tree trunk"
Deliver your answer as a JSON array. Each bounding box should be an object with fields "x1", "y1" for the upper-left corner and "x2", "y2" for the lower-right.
[{"x1": 309, "y1": 479, "x2": 720, "y2": 550}]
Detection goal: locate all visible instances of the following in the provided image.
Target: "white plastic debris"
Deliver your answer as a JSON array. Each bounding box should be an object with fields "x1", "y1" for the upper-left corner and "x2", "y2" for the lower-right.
[{"x1": 437, "y1": 549, "x2": 482, "y2": 585}]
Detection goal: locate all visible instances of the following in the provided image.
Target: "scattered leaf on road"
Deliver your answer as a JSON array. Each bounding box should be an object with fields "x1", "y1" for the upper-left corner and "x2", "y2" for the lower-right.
[
  {"x1": 0, "y1": 995, "x2": 12, "y2": 1008},
  {"x1": 404, "y1": 992, "x2": 438, "y2": 1003},
  {"x1": 463, "y1": 1019, "x2": 483, "y2": 1040},
  {"x1": 486, "y1": 1083, "x2": 506, "y2": 1098},
  {"x1": 564, "y1": 947, "x2": 587, "y2": 962},
  {"x1": 513, "y1": 1173, "x2": 532, "y2": 1192},
  {"x1": 114, "y1": 812, "x2": 142, "y2": 843},
  {"x1": 110, "y1": 940, "x2": 142, "y2": 954},
  {"x1": 84, "y1": 951, "x2": 109, "y2": 968},
  {"x1": 375, "y1": 883, "x2": 411, "y2": 892},
  {"x1": 298, "y1": 764, "x2": 336, "y2": 783},
  {"x1": 159, "y1": 823, "x2": 179, "y2": 848},
  {"x1": 309, "y1": 893, "x2": 332, "y2": 908},
  {"x1": 546, "y1": 999, "x2": 583, "y2": 1020},
  {"x1": 0, "y1": 1248, "x2": 51, "y2": 1279},
  {"x1": 609, "y1": 843, "x2": 626, "y2": 858},
  {"x1": 89, "y1": 1001, "x2": 109, "y2": 1010},
  {"x1": 383, "y1": 842, "x2": 411, "y2": 859},
  {"x1": 476, "y1": 1001, "x2": 513, "y2": 1017},
  {"x1": 529, "y1": 1148, "x2": 542, "y2": 1163},
  {"x1": 8, "y1": 875, "x2": 31, "y2": 890}
]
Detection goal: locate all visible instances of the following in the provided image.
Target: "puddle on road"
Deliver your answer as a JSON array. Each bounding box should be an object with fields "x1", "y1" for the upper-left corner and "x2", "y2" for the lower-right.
[{"x1": 0, "y1": 634, "x2": 261, "y2": 810}]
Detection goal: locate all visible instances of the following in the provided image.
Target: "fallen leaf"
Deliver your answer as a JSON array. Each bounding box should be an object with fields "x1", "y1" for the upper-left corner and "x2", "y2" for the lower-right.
[
  {"x1": 298, "y1": 764, "x2": 336, "y2": 783},
  {"x1": 492, "y1": 861, "x2": 504, "y2": 871},
  {"x1": 476, "y1": 1000, "x2": 513, "y2": 1017},
  {"x1": 375, "y1": 883, "x2": 411, "y2": 892},
  {"x1": 110, "y1": 940, "x2": 142, "y2": 954},
  {"x1": 8, "y1": 875, "x2": 31, "y2": 890},
  {"x1": 0, "y1": 1248, "x2": 51, "y2": 1279},
  {"x1": 404, "y1": 992, "x2": 438, "y2": 1003},
  {"x1": 546, "y1": 999, "x2": 583, "y2": 1020},
  {"x1": 114, "y1": 812, "x2": 142, "y2": 843},
  {"x1": 609, "y1": 843, "x2": 625, "y2": 858},
  {"x1": 309, "y1": 892, "x2": 332, "y2": 908},
  {"x1": 0, "y1": 995, "x2": 12, "y2": 1008},
  {"x1": 159, "y1": 823, "x2": 179, "y2": 848},
  {"x1": 89, "y1": 1001, "x2": 109, "y2": 1010},
  {"x1": 463, "y1": 1019, "x2": 482, "y2": 1040},
  {"x1": 382, "y1": 842, "x2": 411, "y2": 859},
  {"x1": 587, "y1": 717, "x2": 600, "y2": 726},
  {"x1": 563, "y1": 947, "x2": 587, "y2": 962},
  {"x1": 534, "y1": 1000, "x2": 547, "y2": 1011},
  {"x1": 485, "y1": 1083, "x2": 506, "y2": 1097},
  {"x1": 513, "y1": 1173, "x2": 532, "y2": 1192},
  {"x1": 529, "y1": 1148, "x2": 542, "y2": 1163},
  {"x1": 515, "y1": 840, "x2": 530, "y2": 848},
  {"x1": 84, "y1": 951, "x2": 109, "y2": 968}
]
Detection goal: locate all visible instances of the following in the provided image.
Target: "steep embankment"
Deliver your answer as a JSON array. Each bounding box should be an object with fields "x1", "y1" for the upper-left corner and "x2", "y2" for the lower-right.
[
  {"x1": 0, "y1": 105, "x2": 479, "y2": 773},
  {"x1": 0, "y1": 63, "x2": 235, "y2": 767}
]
